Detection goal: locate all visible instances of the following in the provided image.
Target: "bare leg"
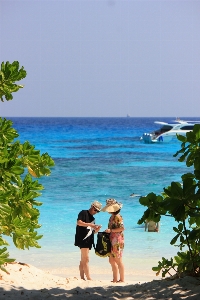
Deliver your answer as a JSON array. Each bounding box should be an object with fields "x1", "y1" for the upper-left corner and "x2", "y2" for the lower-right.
[
  {"x1": 79, "y1": 260, "x2": 85, "y2": 280},
  {"x1": 80, "y1": 248, "x2": 92, "y2": 280},
  {"x1": 115, "y1": 257, "x2": 125, "y2": 282},
  {"x1": 109, "y1": 256, "x2": 118, "y2": 282}
]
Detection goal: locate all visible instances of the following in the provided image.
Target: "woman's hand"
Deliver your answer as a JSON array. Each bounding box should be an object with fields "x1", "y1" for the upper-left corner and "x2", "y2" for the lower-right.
[{"x1": 104, "y1": 229, "x2": 111, "y2": 233}]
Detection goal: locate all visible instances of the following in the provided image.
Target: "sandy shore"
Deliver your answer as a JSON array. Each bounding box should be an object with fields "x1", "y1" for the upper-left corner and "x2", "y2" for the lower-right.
[{"x1": 0, "y1": 262, "x2": 200, "y2": 299}]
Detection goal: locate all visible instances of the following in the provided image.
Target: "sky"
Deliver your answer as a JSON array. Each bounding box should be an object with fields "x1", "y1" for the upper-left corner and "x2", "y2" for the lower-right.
[{"x1": 0, "y1": 0, "x2": 200, "y2": 117}]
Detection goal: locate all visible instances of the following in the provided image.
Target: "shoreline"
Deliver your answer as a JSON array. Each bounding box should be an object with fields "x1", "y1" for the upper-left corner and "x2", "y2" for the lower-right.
[
  {"x1": 1, "y1": 262, "x2": 200, "y2": 299},
  {"x1": 8, "y1": 245, "x2": 167, "y2": 279},
  {"x1": 43, "y1": 264, "x2": 160, "y2": 283}
]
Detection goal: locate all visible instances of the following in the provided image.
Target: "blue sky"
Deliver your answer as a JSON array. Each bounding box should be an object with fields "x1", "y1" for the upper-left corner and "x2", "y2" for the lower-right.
[{"x1": 1, "y1": 0, "x2": 200, "y2": 117}]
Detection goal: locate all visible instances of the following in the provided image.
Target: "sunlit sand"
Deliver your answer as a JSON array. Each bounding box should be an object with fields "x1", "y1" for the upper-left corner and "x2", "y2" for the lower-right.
[{"x1": 0, "y1": 262, "x2": 200, "y2": 299}]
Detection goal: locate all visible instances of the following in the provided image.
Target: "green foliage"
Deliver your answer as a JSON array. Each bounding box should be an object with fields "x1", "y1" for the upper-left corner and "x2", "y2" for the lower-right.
[
  {"x1": 0, "y1": 248, "x2": 15, "y2": 273},
  {"x1": 138, "y1": 124, "x2": 200, "y2": 278},
  {"x1": 152, "y1": 257, "x2": 175, "y2": 277},
  {"x1": 0, "y1": 61, "x2": 27, "y2": 101},
  {"x1": 0, "y1": 61, "x2": 54, "y2": 270}
]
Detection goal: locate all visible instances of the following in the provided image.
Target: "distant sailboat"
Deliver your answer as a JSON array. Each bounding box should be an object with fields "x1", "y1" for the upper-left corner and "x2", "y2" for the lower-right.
[{"x1": 127, "y1": 114, "x2": 130, "y2": 118}]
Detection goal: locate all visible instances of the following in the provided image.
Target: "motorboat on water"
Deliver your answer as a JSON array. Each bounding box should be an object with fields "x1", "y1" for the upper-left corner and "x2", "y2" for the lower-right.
[{"x1": 141, "y1": 119, "x2": 200, "y2": 143}]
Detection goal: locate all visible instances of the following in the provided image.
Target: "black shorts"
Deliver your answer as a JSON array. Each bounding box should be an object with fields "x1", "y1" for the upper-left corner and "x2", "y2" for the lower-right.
[{"x1": 79, "y1": 244, "x2": 92, "y2": 250}]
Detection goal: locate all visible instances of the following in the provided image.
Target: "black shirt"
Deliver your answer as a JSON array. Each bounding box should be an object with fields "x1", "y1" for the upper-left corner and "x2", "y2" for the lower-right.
[{"x1": 74, "y1": 210, "x2": 95, "y2": 249}]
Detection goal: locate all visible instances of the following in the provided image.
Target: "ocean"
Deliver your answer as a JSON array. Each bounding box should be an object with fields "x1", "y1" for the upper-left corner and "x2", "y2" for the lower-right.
[{"x1": 6, "y1": 117, "x2": 197, "y2": 279}]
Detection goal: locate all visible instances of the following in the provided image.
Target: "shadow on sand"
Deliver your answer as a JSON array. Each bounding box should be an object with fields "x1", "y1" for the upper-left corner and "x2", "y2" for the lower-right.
[{"x1": 1, "y1": 276, "x2": 200, "y2": 299}]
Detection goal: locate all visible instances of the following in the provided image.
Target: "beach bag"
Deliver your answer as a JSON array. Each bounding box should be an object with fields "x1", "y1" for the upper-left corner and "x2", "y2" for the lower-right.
[{"x1": 95, "y1": 232, "x2": 111, "y2": 257}]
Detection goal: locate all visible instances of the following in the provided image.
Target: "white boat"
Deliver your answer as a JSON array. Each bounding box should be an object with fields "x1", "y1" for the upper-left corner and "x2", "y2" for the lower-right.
[{"x1": 141, "y1": 120, "x2": 200, "y2": 143}]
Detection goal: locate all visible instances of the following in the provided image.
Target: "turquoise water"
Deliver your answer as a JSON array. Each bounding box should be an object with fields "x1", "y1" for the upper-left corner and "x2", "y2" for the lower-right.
[{"x1": 6, "y1": 117, "x2": 198, "y2": 276}]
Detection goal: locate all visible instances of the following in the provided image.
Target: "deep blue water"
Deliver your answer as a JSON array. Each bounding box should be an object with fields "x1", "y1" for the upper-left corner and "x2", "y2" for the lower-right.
[{"x1": 6, "y1": 117, "x2": 199, "y2": 272}]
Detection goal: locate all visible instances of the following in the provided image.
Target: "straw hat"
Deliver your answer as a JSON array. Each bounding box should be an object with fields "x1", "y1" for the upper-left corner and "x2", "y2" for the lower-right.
[
  {"x1": 101, "y1": 198, "x2": 123, "y2": 213},
  {"x1": 91, "y1": 200, "x2": 102, "y2": 212}
]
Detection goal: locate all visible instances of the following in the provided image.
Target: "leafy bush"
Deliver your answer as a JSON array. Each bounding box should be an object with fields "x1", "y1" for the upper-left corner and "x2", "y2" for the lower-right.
[
  {"x1": 0, "y1": 61, "x2": 54, "y2": 272},
  {"x1": 0, "y1": 61, "x2": 26, "y2": 101},
  {"x1": 138, "y1": 125, "x2": 200, "y2": 278}
]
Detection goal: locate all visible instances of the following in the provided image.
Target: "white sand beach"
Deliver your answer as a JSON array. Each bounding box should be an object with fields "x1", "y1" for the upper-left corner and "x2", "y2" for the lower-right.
[{"x1": 0, "y1": 262, "x2": 200, "y2": 299}]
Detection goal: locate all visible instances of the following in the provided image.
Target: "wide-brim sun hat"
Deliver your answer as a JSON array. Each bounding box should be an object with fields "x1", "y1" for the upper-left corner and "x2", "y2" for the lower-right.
[
  {"x1": 91, "y1": 200, "x2": 102, "y2": 212},
  {"x1": 101, "y1": 198, "x2": 123, "y2": 213}
]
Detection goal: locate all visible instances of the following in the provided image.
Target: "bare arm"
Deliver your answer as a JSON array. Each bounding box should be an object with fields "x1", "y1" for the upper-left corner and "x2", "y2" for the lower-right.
[
  {"x1": 77, "y1": 220, "x2": 96, "y2": 228},
  {"x1": 77, "y1": 220, "x2": 101, "y2": 232},
  {"x1": 105, "y1": 215, "x2": 124, "y2": 233},
  {"x1": 105, "y1": 227, "x2": 124, "y2": 233}
]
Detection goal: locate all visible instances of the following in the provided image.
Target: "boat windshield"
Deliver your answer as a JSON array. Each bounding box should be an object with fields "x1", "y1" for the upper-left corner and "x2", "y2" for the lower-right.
[
  {"x1": 180, "y1": 125, "x2": 194, "y2": 130},
  {"x1": 154, "y1": 125, "x2": 173, "y2": 136}
]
